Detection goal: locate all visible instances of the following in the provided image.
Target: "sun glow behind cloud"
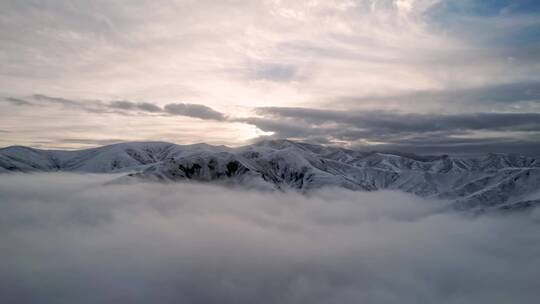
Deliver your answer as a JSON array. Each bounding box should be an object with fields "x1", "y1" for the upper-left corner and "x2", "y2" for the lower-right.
[
  {"x1": 2, "y1": 0, "x2": 536, "y2": 106},
  {"x1": 0, "y1": 0, "x2": 539, "y2": 152}
]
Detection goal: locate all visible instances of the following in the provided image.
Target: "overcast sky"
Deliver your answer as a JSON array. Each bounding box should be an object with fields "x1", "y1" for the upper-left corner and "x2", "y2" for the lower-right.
[{"x1": 1, "y1": 0, "x2": 539, "y2": 153}]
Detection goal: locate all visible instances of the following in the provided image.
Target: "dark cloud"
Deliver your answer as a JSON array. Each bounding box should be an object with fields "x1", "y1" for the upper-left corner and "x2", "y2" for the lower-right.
[
  {"x1": 30, "y1": 94, "x2": 106, "y2": 113},
  {"x1": 109, "y1": 100, "x2": 138, "y2": 110},
  {"x1": 336, "y1": 81, "x2": 540, "y2": 107},
  {"x1": 137, "y1": 102, "x2": 162, "y2": 113},
  {"x1": 5, "y1": 92, "x2": 540, "y2": 154},
  {"x1": 32, "y1": 94, "x2": 83, "y2": 106},
  {"x1": 7, "y1": 94, "x2": 227, "y2": 121},
  {"x1": 4, "y1": 97, "x2": 33, "y2": 106},
  {"x1": 247, "y1": 107, "x2": 540, "y2": 155},
  {"x1": 164, "y1": 103, "x2": 226, "y2": 121},
  {"x1": 0, "y1": 173, "x2": 539, "y2": 304},
  {"x1": 257, "y1": 107, "x2": 540, "y2": 133},
  {"x1": 361, "y1": 139, "x2": 540, "y2": 157},
  {"x1": 108, "y1": 100, "x2": 226, "y2": 120},
  {"x1": 110, "y1": 100, "x2": 162, "y2": 113}
]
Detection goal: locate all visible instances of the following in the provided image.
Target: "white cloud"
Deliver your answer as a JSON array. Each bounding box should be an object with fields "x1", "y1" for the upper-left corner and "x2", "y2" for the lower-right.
[
  {"x1": 1, "y1": 0, "x2": 533, "y2": 107},
  {"x1": 0, "y1": 173, "x2": 539, "y2": 303},
  {"x1": 1, "y1": 0, "x2": 539, "y2": 149}
]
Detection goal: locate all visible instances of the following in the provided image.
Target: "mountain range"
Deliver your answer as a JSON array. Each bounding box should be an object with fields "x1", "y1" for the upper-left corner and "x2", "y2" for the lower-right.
[{"x1": 1, "y1": 140, "x2": 539, "y2": 212}]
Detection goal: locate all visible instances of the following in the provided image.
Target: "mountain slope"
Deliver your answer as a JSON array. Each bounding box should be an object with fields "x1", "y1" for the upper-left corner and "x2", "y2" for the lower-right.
[
  {"x1": 0, "y1": 142, "x2": 229, "y2": 173},
  {"x1": 1, "y1": 139, "x2": 539, "y2": 211}
]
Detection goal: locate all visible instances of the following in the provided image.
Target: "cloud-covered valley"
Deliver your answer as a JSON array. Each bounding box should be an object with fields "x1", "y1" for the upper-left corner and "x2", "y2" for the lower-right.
[{"x1": 1, "y1": 173, "x2": 539, "y2": 304}]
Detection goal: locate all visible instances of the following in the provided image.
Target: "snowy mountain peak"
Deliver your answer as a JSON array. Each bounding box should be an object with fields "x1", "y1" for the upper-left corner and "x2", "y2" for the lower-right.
[{"x1": 1, "y1": 140, "x2": 539, "y2": 212}]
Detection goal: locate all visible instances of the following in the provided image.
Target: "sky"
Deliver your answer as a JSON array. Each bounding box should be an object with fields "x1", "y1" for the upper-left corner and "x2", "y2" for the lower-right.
[{"x1": 1, "y1": 0, "x2": 539, "y2": 154}]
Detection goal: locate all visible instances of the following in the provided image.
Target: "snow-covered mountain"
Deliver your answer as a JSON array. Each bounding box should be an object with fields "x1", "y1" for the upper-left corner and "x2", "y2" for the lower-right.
[
  {"x1": 1, "y1": 139, "x2": 539, "y2": 212},
  {"x1": 0, "y1": 141, "x2": 230, "y2": 173}
]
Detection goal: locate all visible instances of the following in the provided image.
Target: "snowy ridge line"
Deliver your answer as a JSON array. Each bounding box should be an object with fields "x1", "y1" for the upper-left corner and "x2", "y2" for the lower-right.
[{"x1": 1, "y1": 139, "x2": 539, "y2": 211}]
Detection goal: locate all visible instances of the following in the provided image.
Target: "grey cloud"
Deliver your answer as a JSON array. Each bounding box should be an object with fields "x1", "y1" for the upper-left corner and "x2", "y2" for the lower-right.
[
  {"x1": 336, "y1": 81, "x2": 540, "y2": 107},
  {"x1": 114, "y1": 100, "x2": 227, "y2": 120},
  {"x1": 40, "y1": 97, "x2": 165, "y2": 115},
  {"x1": 5, "y1": 91, "x2": 540, "y2": 154},
  {"x1": 4, "y1": 97, "x2": 33, "y2": 106},
  {"x1": 1, "y1": 0, "x2": 539, "y2": 111},
  {"x1": 56, "y1": 138, "x2": 126, "y2": 146},
  {"x1": 247, "y1": 107, "x2": 540, "y2": 155},
  {"x1": 257, "y1": 107, "x2": 540, "y2": 133},
  {"x1": 0, "y1": 173, "x2": 539, "y2": 304},
  {"x1": 32, "y1": 94, "x2": 83, "y2": 106},
  {"x1": 9, "y1": 94, "x2": 227, "y2": 121},
  {"x1": 109, "y1": 100, "x2": 138, "y2": 110},
  {"x1": 164, "y1": 103, "x2": 226, "y2": 121},
  {"x1": 137, "y1": 102, "x2": 162, "y2": 113},
  {"x1": 236, "y1": 117, "x2": 312, "y2": 138},
  {"x1": 30, "y1": 94, "x2": 106, "y2": 113},
  {"x1": 109, "y1": 100, "x2": 162, "y2": 113},
  {"x1": 253, "y1": 63, "x2": 297, "y2": 82},
  {"x1": 364, "y1": 139, "x2": 540, "y2": 157},
  {"x1": 108, "y1": 100, "x2": 227, "y2": 120}
]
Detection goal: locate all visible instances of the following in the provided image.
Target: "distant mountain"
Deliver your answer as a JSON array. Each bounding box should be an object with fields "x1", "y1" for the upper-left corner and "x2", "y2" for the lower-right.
[
  {"x1": 1, "y1": 140, "x2": 539, "y2": 212},
  {"x1": 0, "y1": 141, "x2": 230, "y2": 173}
]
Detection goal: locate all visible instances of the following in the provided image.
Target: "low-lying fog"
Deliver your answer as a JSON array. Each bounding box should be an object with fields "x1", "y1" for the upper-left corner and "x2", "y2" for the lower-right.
[{"x1": 1, "y1": 173, "x2": 539, "y2": 304}]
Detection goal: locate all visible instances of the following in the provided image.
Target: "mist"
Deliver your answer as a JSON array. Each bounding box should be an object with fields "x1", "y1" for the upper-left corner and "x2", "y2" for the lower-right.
[{"x1": 0, "y1": 173, "x2": 539, "y2": 303}]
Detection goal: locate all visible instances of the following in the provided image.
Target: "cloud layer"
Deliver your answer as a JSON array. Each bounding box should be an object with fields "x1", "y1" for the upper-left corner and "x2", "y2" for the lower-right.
[
  {"x1": 3, "y1": 94, "x2": 540, "y2": 155},
  {"x1": 0, "y1": 0, "x2": 539, "y2": 151},
  {"x1": 1, "y1": 173, "x2": 539, "y2": 303},
  {"x1": 246, "y1": 106, "x2": 540, "y2": 155},
  {"x1": 1, "y1": 0, "x2": 538, "y2": 104},
  {"x1": 6, "y1": 94, "x2": 227, "y2": 121}
]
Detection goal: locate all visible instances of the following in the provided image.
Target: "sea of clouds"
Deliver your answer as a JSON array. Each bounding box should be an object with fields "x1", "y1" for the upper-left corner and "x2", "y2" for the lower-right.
[{"x1": 0, "y1": 173, "x2": 539, "y2": 304}]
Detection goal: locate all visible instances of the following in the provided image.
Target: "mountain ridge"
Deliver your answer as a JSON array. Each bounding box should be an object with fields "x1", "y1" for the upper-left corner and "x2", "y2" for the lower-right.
[{"x1": 1, "y1": 140, "x2": 539, "y2": 212}]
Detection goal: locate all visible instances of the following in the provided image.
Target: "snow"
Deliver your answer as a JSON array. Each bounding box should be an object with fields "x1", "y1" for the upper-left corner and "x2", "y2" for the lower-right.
[{"x1": 1, "y1": 140, "x2": 539, "y2": 211}]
